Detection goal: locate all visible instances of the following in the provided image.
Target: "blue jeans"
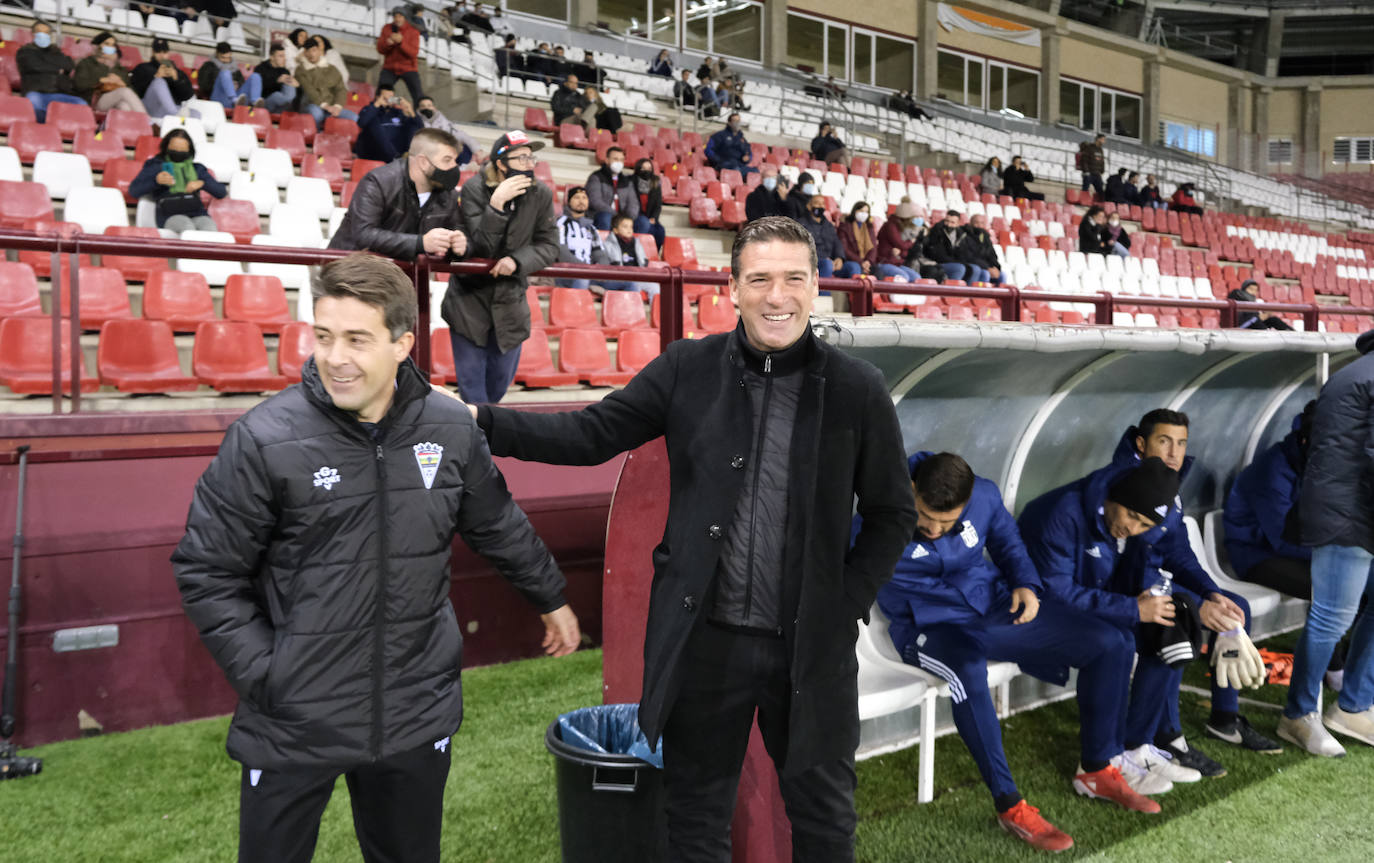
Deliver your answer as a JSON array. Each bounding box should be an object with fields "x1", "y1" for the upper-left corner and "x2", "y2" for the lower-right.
[
  {"x1": 25, "y1": 91, "x2": 85, "y2": 122},
  {"x1": 817, "y1": 259, "x2": 861, "y2": 279},
  {"x1": 263, "y1": 84, "x2": 297, "y2": 113},
  {"x1": 211, "y1": 69, "x2": 262, "y2": 109},
  {"x1": 1081, "y1": 172, "x2": 1103, "y2": 195},
  {"x1": 141, "y1": 77, "x2": 181, "y2": 119},
  {"x1": 303, "y1": 103, "x2": 359, "y2": 129},
  {"x1": 874, "y1": 263, "x2": 919, "y2": 282},
  {"x1": 1111, "y1": 242, "x2": 1129, "y2": 258},
  {"x1": 558, "y1": 277, "x2": 653, "y2": 295},
  {"x1": 449, "y1": 326, "x2": 522, "y2": 404},
  {"x1": 1286, "y1": 545, "x2": 1374, "y2": 717},
  {"x1": 938, "y1": 262, "x2": 968, "y2": 282}
]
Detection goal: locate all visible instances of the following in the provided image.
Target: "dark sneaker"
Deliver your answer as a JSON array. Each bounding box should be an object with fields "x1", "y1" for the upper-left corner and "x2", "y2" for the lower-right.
[
  {"x1": 1159, "y1": 735, "x2": 1226, "y2": 778},
  {"x1": 1206, "y1": 715, "x2": 1283, "y2": 754}
]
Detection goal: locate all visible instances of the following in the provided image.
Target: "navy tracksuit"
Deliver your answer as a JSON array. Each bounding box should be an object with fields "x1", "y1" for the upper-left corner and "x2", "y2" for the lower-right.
[
  {"x1": 1224, "y1": 424, "x2": 1311, "y2": 580},
  {"x1": 870, "y1": 453, "x2": 1134, "y2": 806}
]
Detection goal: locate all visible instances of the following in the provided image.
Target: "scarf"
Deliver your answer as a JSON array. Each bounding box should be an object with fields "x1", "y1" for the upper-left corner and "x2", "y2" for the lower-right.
[
  {"x1": 896, "y1": 219, "x2": 919, "y2": 243},
  {"x1": 168, "y1": 158, "x2": 198, "y2": 194},
  {"x1": 635, "y1": 175, "x2": 655, "y2": 194},
  {"x1": 851, "y1": 221, "x2": 873, "y2": 259}
]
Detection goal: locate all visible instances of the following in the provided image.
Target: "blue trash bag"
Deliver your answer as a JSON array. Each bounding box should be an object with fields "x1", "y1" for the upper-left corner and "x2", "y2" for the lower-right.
[{"x1": 557, "y1": 704, "x2": 664, "y2": 769}]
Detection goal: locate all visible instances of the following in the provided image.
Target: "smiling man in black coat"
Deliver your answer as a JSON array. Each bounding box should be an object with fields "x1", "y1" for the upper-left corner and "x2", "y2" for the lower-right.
[{"x1": 457, "y1": 216, "x2": 915, "y2": 861}]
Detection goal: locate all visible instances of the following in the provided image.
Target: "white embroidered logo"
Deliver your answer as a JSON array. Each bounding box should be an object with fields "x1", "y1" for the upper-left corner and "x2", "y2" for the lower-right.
[
  {"x1": 1086, "y1": 546, "x2": 1102, "y2": 559},
  {"x1": 249, "y1": 769, "x2": 262, "y2": 787},
  {"x1": 1155, "y1": 504, "x2": 1169, "y2": 518},
  {"x1": 313, "y1": 467, "x2": 341, "y2": 490},
  {"x1": 960, "y1": 520, "x2": 979, "y2": 549},
  {"x1": 413, "y1": 442, "x2": 444, "y2": 490},
  {"x1": 434, "y1": 736, "x2": 450, "y2": 753},
  {"x1": 911, "y1": 544, "x2": 930, "y2": 559}
]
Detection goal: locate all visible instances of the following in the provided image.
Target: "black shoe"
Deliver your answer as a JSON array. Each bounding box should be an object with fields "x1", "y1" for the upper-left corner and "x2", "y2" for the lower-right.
[
  {"x1": 1205, "y1": 715, "x2": 1283, "y2": 754},
  {"x1": 1159, "y1": 735, "x2": 1226, "y2": 777}
]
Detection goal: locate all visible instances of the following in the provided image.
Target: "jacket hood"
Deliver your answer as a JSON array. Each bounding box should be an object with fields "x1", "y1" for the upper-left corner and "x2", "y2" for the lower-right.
[
  {"x1": 1111, "y1": 426, "x2": 1194, "y2": 479},
  {"x1": 1357, "y1": 329, "x2": 1374, "y2": 354},
  {"x1": 907, "y1": 450, "x2": 933, "y2": 479},
  {"x1": 301, "y1": 354, "x2": 431, "y2": 427},
  {"x1": 297, "y1": 55, "x2": 332, "y2": 71}
]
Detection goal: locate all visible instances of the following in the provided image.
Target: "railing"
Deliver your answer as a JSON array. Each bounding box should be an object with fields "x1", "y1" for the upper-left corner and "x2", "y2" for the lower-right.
[{"x1": 2, "y1": 228, "x2": 1369, "y2": 415}]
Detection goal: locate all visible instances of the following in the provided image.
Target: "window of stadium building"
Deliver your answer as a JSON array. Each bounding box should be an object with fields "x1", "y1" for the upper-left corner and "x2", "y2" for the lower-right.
[
  {"x1": 683, "y1": 0, "x2": 762, "y2": 62},
  {"x1": 785, "y1": 12, "x2": 847, "y2": 80},
  {"x1": 1061, "y1": 79, "x2": 1141, "y2": 140},
  {"x1": 1161, "y1": 120, "x2": 1217, "y2": 158},
  {"x1": 505, "y1": 0, "x2": 568, "y2": 21},
  {"x1": 936, "y1": 49, "x2": 1037, "y2": 117},
  {"x1": 598, "y1": 0, "x2": 677, "y2": 43},
  {"x1": 1332, "y1": 137, "x2": 1374, "y2": 164},
  {"x1": 853, "y1": 29, "x2": 914, "y2": 92}
]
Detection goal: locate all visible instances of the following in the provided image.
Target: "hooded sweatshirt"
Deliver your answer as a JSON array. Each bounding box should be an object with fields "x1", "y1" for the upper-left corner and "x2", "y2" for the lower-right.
[{"x1": 1224, "y1": 417, "x2": 1310, "y2": 578}]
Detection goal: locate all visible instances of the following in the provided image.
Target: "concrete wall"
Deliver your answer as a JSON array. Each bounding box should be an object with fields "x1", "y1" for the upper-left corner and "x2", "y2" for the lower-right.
[
  {"x1": 1060, "y1": 37, "x2": 1143, "y2": 93},
  {"x1": 1267, "y1": 88, "x2": 1303, "y2": 138},
  {"x1": 785, "y1": 0, "x2": 919, "y2": 38}
]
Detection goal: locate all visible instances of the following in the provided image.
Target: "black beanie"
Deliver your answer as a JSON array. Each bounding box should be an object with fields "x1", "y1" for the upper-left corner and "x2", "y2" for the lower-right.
[{"x1": 1107, "y1": 457, "x2": 1179, "y2": 524}]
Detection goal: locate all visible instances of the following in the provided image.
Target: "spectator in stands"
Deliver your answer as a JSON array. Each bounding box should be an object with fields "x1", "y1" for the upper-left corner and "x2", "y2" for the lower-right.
[
  {"x1": 132, "y1": 38, "x2": 194, "y2": 120},
  {"x1": 715, "y1": 80, "x2": 736, "y2": 112},
  {"x1": 695, "y1": 74, "x2": 722, "y2": 118},
  {"x1": 705, "y1": 113, "x2": 755, "y2": 178},
  {"x1": 825, "y1": 75, "x2": 847, "y2": 101},
  {"x1": 811, "y1": 122, "x2": 850, "y2": 169},
  {"x1": 840, "y1": 202, "x2": 913, "y2": 281},
  {"x1": 1124, "y1": 171, "x2": 1142, "y2": 204},
  {"x1": 962, "y1": 214, "x2": 1004, "y2": 285},
  {"x1": 673, "y1": 69, "x2": 697, "y2": 111},
  {"x1": 980, "y1": 157, "x2": 1003, "y2": 196},
  {"x1": 1078, "y1": 134, "x2": 1106, "y2": 198},
  {"x1": 606, "y1": 214, "x2": 658, "y2": 296},
  {"x1": 417, "y1": 96, "x2": 484, "y2": 165},
  {"x1": 925, "y1": 211, "x2": 970, "y2": 283},
  {"x1": 251, "y1": 42, "x2": 299, "y2": 115},
  {"x1": 577, "y1": 52, "x2": 604, "y2": 89},
  {"x1": 354, "y1": 84, "x2": 423, "y2": 163},
  {"x1": 801, "y1": 195, "x2": 858, "y2": 279},
  {"x1": 316, "y1": 35, "x2": 351, "y2": 87},
  {"x1": 198, "y1": 41, "x2": 262, "y2": 109},
  {"x1": 403, "y1": 2, "x2": 429, "y2": 38},
  {"x1": 1171, "y1": 183, "x2": 1204, "y2": 215},
  {"x1": 494, "y1": 34, "x2": 518, "y2": 77},
  {"x1": 785, "y1": 172, "x2": 817, "y2": 221},
  {"x1": 527, "y1": 42, "x2": 554, "y2": 82},
  {"x1": 16, "y1": 21, "x2": 85, "y2": 122},
  {"x1": 177, "y1": 0, "x2": 236, "y2": 30},
  {"x1": 1079, "y1": 205, "x2": 1126, "y2": 258},
  {"x1": 583, "y1": 85, "x2": 622, "y2": 134},
  {"x1": 877, "y1": 199, "x2": 925, "y2": 279},
  {"x1": 1001, "y1": 155, "x2": 1044, "y2": 202},
  {"x1": 585, "y1": 147, "x2": 639, "y2": 231},
  {"x1": 297, "y1": 36, "x2": 358, "y2": 130},
  {"x1": 377, "y1": 6, "x2": 424, "y2": 104},
  {"x1": 1227, "y1": 279, "x2": 1293, "y2": 330},
  {"x1": 329, "y1": 127, "x2": 466, "y2": 261},
  {"x1": 555, "y1": 185, "x2": 617, "y2": 294},
  {"x1": 463, "y1": 1, "x2": 496, "y2": 34},
  {"x1": 1139, "y1": 174, "x2": 1164, "y2": 209},
  {"x1": 74, "y1": 32, "x2": 146, "y2": 115},
  {"x1": 445, "y1": 130, "x2": 556, "y2": 404},
  {"x1": 871, "y1": 451, "x2": 1141, "y2": 849},
  {"x1": 128, "y1": 128, "x2": 228, "y2": 235},
  {"x1": 282, "y1": 27, "x2": 310, "y2": 70},
  {"x1": 1105, "y1": 212, "x2": 1132, "y2": 257},
  {"x1": 550, "y1": 74, "x2": 587, "y2": 126},
  {"x1": 441, "y1": 5, "x2": 472, "y2": 44},
  {"x1": 1105, "y1": 168, "x2": 1131, "y2": 204},
  {"x1": 888, "y1": 89, "x2": 930, "y2": 121},
  {"x1": 549, "y1": 47, "x2": 572, "y2": 83},
  {"x1": 631, "y1": 158, "x2": 666, "y2": 251},
  {"x1": 648, "y1": 49, "x2": 673, "y2": 77},
  {"x1": 745, "y1": 164, "x2": 791, "y2": 221},
  {"x1": 697, "y1": 56, "x2": 719, "y2": 81}
]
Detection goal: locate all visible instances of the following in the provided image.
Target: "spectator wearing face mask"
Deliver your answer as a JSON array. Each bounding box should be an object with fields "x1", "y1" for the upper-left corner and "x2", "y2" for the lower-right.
[
  {"x1": 74, "y1": 31, "x2": 146, "y2": 114},
  {"x1": 705, "y1": 113, "x2": 755, "y2": 177},
  {"x1": 128, "y1": 128, "x2": 227, "y2": 234},
  {"x1": 746, "y1": 164, "x2": 790, "y2": 221},
  {"x1": 811, "y1": 121, "x2": 850, "y2": 169},
  {"x1": 925, "y1": 210, "x2": 971, "y2": 283},
  {"x1": 415, "y1": 96, "x2": 484, "y2": 165},
  {"x1": 630, "y1": 158, "x2": 665, "y2": 251},
  {"x1": 841, "y1": 202, "x2": 909, "y2": 280},
  {"x1": 785, "y1": 172, "x2": 817, "y2": 222},
  {"x1": 800, "y1": 196, "x2": 859, "y2": 279},
  {"x1": 584, "y1": 147, "x2": 642, "y2": 232},
  {"x1": 961, "y1": 213, "x2": 1005, "y2": 285},
  {"x1": 131, "y1": 38, "x2": 194, "y2": 119},
  {"x1": 1104, "y1": 212, "x2": 1132, "y2": 256},
  {"x1": 16, "y1": 21, "x2": 85, "y2": 122},
  {"x1": 876, "y1": 199, "x2": 923, "y2": 282}
]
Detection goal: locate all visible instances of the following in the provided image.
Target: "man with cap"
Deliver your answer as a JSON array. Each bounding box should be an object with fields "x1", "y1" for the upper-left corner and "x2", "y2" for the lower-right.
[
  {"x1": 443, "y1": 130, "x2": 557, "y2": 404},
  {"x1": 744, "y1": 164, "x2": 790, "y2": 222},
  {"x1": 198, "y1": 41, "x2": 263, "y2": 109},
  {"x1": 866, "y1": 452, "x2": 1146, "y2": 850},
  {"x1": 131, "y1": 38, "x2": 194, "y2": 119},
  {"x1": 378, "y1": 5, "x2": 424, "y2": 104},
  {"x1": 1227, "y1": 279, "x2": 1293, "y2": 330}
]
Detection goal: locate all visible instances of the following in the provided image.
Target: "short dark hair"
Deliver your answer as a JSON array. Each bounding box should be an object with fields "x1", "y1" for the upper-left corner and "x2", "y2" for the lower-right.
[
  {"x1": 1084, "y1": 204, "x2": 1104, "y2": 220},
  {"x1": 944, "y1": 209, "x2": 960, "y2": 218},
  {"x1": 1137, "y1": 408, "x2": 1189, "y2": 442},
  {"x1": 606, "y1": 146, "x2": 624, "y2": 159},
  {"x1": 731, "y1": 216, "x2": 817, "y2": 279},
  {"x1": 159, "y1": 128, "x2": 195, "y2": 159},
  {"x1": 312, "y1": 253, "x2": 417, "y2": 340},
  {"x1": 215, "y1": 41, "x2": 232, "y2": 54},
  {"x1": 269, "y1": 41, "x2": 285, "y2": 53},
  {"x1": 611, "y1": 213, "x2": 634, "y2": 230},
  {"x1": 914, "y1": 452, "x2": 975, "y2": 512},
  {"x1": 410, "y1": 127, "x2": 459, "y2": 158}
]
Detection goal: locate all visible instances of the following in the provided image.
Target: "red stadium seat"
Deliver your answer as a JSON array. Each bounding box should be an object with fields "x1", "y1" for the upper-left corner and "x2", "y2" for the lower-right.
[
  {"x1": 689, "y1": 197, "x2": 722, "y2": 229},
  {"x1": 0, "y1": 93, "x2": 34, "y2": 133},
  {"x1": 720, "y1": 200, "x2": 746, "y2": 230},
  {"x1": 0, "y1": 261, "x2": 40, "y2": 317},
  {"x1": 704, "y1": 181, "x2": 730, "y2": 204},
  {"x1": 133, "y1": 134, "x2": 161, "y2": 164},
  {"x1": 74, "y1": 129, "x2": 126, "y2": 166},
  {"x1": 277, "y1": 320, "x2": 315, "y2": 382},
  {"x1": 426, "y1": 326, "x2": 456, "y2": 385},
  {"x1": 8, "y1": 120, "x2": 62, "y2": 163},
  {"x1": 277, "y1": 111, "x2": 316, "y2": 145},
  {"x1": 57, "y1": 266, "x2": 134, "y2": 329},
  {"x1": 0, "y1": 317, "x2": 98, "y2": 393},
  {"x1": 636, "y1": 234, "x2": 660, "y2": 262},
  {"x1": 192, "y1": 321, "x2": 289, "y2": 391},
  {"x1": 558, "y1": 328, "x2": 632, "y2": 386},
  {"x1": 232, "y1": 105, "x2": 273, "y2": 139},
  {"x1": 17, "y1": 220, "x2": 86, "y2": 276},
  {"x1": 312, "y1": 132, "x2": 352, "y2": 163},
  {"x1": 719, "y1": 168, "x2": 742, "y2": 188},
  {"x1": 101, "y1": 225, "x2": 169, "y2": 282},
  {"x1": 45, "y1": 101, "x2": 95, "y2": 141},
  {"x1": 324, "y1": 116, "x2": 361, "y2": 145},
  {"x1": 696, "y1": 293, "x2": 737, "y2": 333},
  {"x1": 97, "y1": 319, "x2": 199, "y2": 392},
  {"x1": 663, "y1": 237, "x2": 698, "y2": 268},
  {"x1": 513, "y1": 329, "x2": 577, "y2": 388},
  {"x1": 223, "y1": 274, "x2": 290, "y2": 332},
  {"x1": 265, "y1": 128, "x2": 307, "y2": 164},
  {"x1": 663, "y1": 177, "x2": 700, "y2": 206},
  {"x1": 340, "y1": 180, "x2": 358, "y2": 208},
  {"x1": 549, "y1": 286, "x2": 599, "y2": 329},
  {"x1": 524, "y1": 107, "x2": 557, "y2": 134},
  {"x1": 302, "y1": 154, "x2": 345, "y2": 191},
  {"x1": 101, "y1": 108, "x2": 151, "y2": 145},
  {"x1": 101, "y1": 157, "x2": 144, "y2": 203},
  {"x1": 616, "y1": 328, "x2": 659, "y2": 372},
  {"x1": 556, "y1": 123, "x2": 592, "y2": 149},
  {"x1": 142, "y1": 270, "x2": 216, "y2": 331},
  {"x1": 0, "y1": 56, "x2": 20, "y2": 93},
  {"x1": 601, "y1": 289, "x2": 648, "y2": 335},
  {"x1": 209, "y1": 198, "x2": 262, "y2": 244},
  {"x1": 352, "y1": 158, "x2": 384, "y2": 182}
]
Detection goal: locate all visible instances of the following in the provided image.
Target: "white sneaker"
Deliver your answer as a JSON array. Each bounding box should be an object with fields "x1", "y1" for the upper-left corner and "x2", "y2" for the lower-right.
[
  {"x1": 1276, "y1": 711, "x2": 1346, "y2": 758},
  {"x1": 1131, "y1": 743, "x2": 1202, "y2": 783},
  {"x1": 1113, "y1": 750, "x2": 1174, "y2": 795},
  {"x1": 1324, "y1": 702, "x2": 1374, "y2": 747}
]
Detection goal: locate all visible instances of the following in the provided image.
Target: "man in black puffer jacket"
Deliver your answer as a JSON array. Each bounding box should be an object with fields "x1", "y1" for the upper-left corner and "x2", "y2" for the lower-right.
[{"x1": 173, "y1": 253, "x2": 580, "y2": 862}]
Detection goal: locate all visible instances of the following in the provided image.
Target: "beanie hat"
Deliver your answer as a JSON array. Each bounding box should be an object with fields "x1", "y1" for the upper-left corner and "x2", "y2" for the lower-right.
[
  {"x1": 895, "y1": 200, "x2": 916, "y2": 219},
  {"x1": 565, "y1": 185, "x2": 586, "y2": 204},
  {"x1": 1107, "y1": 457, "x2": 1179, "y2": 524}
]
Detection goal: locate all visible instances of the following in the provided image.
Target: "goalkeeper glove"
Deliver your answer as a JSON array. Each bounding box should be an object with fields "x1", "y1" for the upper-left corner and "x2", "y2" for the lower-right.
[{"x1": 1212, "y1": 626, "x2": 1265, "y2": 689}]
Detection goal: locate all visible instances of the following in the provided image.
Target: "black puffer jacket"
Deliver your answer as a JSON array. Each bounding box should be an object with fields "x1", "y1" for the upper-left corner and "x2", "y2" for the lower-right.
[
  {"x1": 1300, "y1": 330, "x2": 1374, "y2": 552},
  {"x1": 328, "y1": 157, "x2": 464, "y2": 260},
  {"x1": 172, "y1": 357, "x2": 566, "y2": 768}
]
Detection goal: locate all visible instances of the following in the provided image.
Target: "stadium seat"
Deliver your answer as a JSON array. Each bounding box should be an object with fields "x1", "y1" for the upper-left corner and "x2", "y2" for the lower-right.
[
  {"x1": 97, "y1": 157, "x2": 141, "y2": 205},
  {"x1": 57, "y1": 266, "x2": 134, "y2": 329},
  {"x1": 558, "y1": 327, "x2": 632, "y2": 386},
  {"x1": 8, "y1": 120, "x2": 62, "y2": 163},
  {"x1": 97, "y1": 318, "x2": 199, "y2": 392},
  {"x1": 155, "y1": 115, "x2": 208, "y2": 152},
  {"x1": 265, "y1": 129, "x2": 307, "y2": 164},
  {"x1": 285, "y1": 176, "x2": 335, "y2": 220},
  {"x1": 100, "y1": 225, "x2": 168, "y2": 283},
  {"x1": 0, "y1": 94, "x2": 35, "y2": 134},
  {"x1": 311, "y1": 133, "x2": 352, "y2": 165},
  {"x1": 0, "y1": 179, "x2": 54, "y2": 227},
  {"x1": 514, "y1": 329, "x2": 578, "y2": 388},
  {"x1": 142, "y1": 270, "x2": 215, "y2": 331},
  {"x1": 426, "y1": 326, "x2": 456, "y2": 385},
  {"x1": 132, "y1": 134, "x2": 162, "y2": 164},
  {"x1": 0, "y1": 145, "x2": 19, "y2": 181},
  {"x1": 214, "y1": 122, "x2": 259, "y2": 159},
  {"x1": 207, "y1": 198, "x2": 261, "y2": 244},
  {"x1": 246, "y1": 235, "x2": 312, "y2": 289},
  {"x1": 689, "y1": 197, "x2": 722, "y2": 229},
  {"x1": 663, "y1": 237, "x2": 699, "y2": 268},
  {"x1": 0, "y1": 317, "x2": 98, "y2": 394},
  {"x1": 720, "y1": 200, "x2": 746, "y2": 230},
  {"x1": 549, "y1": 287, "x2": 599, "y2": 329},
  {"x1": 32, "y1": 151, "x2": 94, "y2": 199},
  {"x1": 277, "y1": 111, "x2": 316, "y2": 145},
  {"x1": 101, "y1": 108, "x2": 151, "y2": 145},
  {"x1": 64, "y1": 186, "x2": 129, "y2": 233},
  {"x1": 224, "y1": 274, "x2": 290, "y2": 333},
  {"x1": 352, "y1": 158, "x2": 384, "y2": 182},
  {"x1": 231, "y1": 105, "x2": 273, "y2": 139},
  {"x1": 340, "y1": 181, "x2": 358, "y2": 208},
  {"x1": 696, "y1": 293, "x2": 737, "y2": 332},
  {"x1": 524, "y1": 107, "x2": 556, "y2": 134},
  {"x1": 73, "y1": 129, "x2": 125, "y2": 168},
  {"x1": 0, "y1": 260, "x2": 41, "y2": 317},
  {"x1": 46, "y1": 101, "x2": 95, "y2": 141},
  {"x1": 303, "y1": 154, "x2": 346, "y2": 191},
  {"x1": 196, "y1": 142, "x2": 239, "y2": 184},
  {"x1": 183, "y1": 99, "x2": 225, "y2": 134},
  {"x1": 278, "y1": 320, "x2": 315, "y2": 382},
  {"x1": 177, "y1": 230, "x2": 243, "y2": 285},
  {"x1": 323, "y1": 116, "x2": 361, "y2": 145},
  {"x1": 557, "y1": 123, "x2": 593, "y2": 149},
  {"x1": 601, "y1": 289, "x2": 648, "y2": 335},
  {"x1": 616, "y1": 327, "x2": 659, "y2": 372},
  {"x1": 189, "y1": 319, "x2": 285, "y2": 393},
  {"x1": 248, "y1": 148, "x2": 295, "y2": 189},
  {"x1": 267, "y1": 203, "x2": 325, "y2": 248}
]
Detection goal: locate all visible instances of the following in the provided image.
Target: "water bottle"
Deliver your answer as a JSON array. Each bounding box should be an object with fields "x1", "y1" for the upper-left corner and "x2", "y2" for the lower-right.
[{"x1": 1148, "y1": 570, "x2": 1174, "y2": 596}]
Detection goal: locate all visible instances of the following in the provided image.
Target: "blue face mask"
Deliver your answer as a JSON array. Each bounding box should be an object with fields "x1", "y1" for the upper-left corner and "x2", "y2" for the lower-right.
[
  {"x1": 101, "y1": 44, "x2": 117, "y2": 55},
  {"x1": 762, "y1": 177, "x2": 777, "y2": 191},
  {"x1": 913, "y1": 217, "x2": 925, "y2": 227},
  {"x1": 32, "y1": 32, "x2": 51, "y2": 49},
  {"x1": 801, "y1": 183, "x2": 816, "y2": 196}
]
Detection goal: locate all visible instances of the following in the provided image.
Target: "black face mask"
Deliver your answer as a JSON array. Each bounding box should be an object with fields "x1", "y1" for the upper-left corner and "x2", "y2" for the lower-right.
[
  {"x1": 419, "y1": 107, "x2": 434, "y2": 119},
  {"x1": 426, "y1": 163, "x2": 461, "y2": 191},
  {"x1": 506, "y1": 167, "x2": 535, "y2": 181},
  {"x1": 810, "y1": 207, "x2": 825, "y2": 218},
  {"x1": 637, "y1": 170, "x2": 653, "y2": 179},
  {"x1": 166, "y1": 150, "x2": 191, "y2": 162}
]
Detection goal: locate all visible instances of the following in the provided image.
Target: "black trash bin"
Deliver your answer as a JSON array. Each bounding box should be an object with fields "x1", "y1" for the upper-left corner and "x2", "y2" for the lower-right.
[{"x1": 545, "y1": 704, "x2": 668, "y2": 863}]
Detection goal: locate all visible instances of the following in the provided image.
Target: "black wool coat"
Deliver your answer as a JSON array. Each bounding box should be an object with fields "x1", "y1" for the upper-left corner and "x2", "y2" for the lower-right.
[{"x1": 1301, "y1": 330, "x2": 1374, "y2": 552}]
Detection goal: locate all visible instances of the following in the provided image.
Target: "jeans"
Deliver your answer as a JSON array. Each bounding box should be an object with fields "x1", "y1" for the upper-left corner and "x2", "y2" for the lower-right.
[
  {"x1": 637, "y1": 214, "x2": 665, "y2": 251},
  {"x1": 1285, "y1": 545, "x2": 1374, "y2": 717},
  {"x1": 557, "y1": 277, "x2": 654, "y2": 295},
  {"x1": 449, "y1": 326, "x2": 521, "y2": 404},
  {"x1": 1082, "y1": 172, "x2": 1103, "y2": 195},
  {"x1": 1111, "y1": 242, "x2": 1129, "y2": 258},
  {"x1": 303, "y1": 103, "x2": 359, "y2": 130},
  {"x1": 211, "y1": 69, "x2": 262, "y2": 109},
  {"x1": 141, "y1": 77, "x2": 180, "y2": 119},
  {"x1": 817, "y1": 259, "x2": 862, "y2": 279},
  {"x1": 263, "y1": 84, "x2": 297, "y2": 113},
  {"x1": 378, "y1": 68, "x2": 424, "y2": 103},
  {"x1": 874, "y1": 263, "x2": 918, "y2": 282},
  {"x1": 24, "y1": 91, "x2": 85, "y2": 123},
  {"x1": 937, "y1": 262, "x2": 968, "y2": 282}
]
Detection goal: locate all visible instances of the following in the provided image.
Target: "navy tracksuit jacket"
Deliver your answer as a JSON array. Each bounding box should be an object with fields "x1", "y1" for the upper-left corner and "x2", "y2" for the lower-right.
[{"x1": 1224, "y1": 424, "x2": 1310, "y2": 579}]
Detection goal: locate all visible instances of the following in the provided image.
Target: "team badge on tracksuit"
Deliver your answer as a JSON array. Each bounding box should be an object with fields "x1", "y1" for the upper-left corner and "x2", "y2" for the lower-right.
[{"x1": 413, "y1": 443, "x2": 443, "y2": 490}]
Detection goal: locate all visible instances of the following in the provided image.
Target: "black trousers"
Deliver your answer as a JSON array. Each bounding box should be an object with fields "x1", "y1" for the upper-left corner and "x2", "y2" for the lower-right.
[
  {"x1": 1241, "y1": 556, "x2": 1313, "y2": 600},
  {"x1": 378, "y1": 68, "x2": 425, "y2": 103},
  {"x1": 661, "y1": 623, "x2": 857, "y2": 863},
  {"x1": 237, "y1": 736, "x2": 452, "y2": 863}
]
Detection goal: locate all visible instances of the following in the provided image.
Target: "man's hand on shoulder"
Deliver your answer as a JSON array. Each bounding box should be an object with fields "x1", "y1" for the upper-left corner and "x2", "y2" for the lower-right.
[
  {"x1": 540, "y1": 604, "x2": 581, "y2": 657},
  {"x1": 430, "y1": 383, "x2": 479, "y2": 420}
]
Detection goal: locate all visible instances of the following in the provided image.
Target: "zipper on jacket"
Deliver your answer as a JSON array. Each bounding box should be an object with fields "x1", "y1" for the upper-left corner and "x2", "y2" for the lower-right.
[
  {"x1": 741, "y1": 353, "x2": 773, "y2": 623},
  {"x1": 371, "y1": 443, "x2": 388, "y2": 760}
]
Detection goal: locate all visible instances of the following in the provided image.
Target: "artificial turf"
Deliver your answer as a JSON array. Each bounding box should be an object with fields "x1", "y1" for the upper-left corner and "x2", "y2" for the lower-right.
[{"x1": 2, "y1": 638, "x2": 1372, "y2": 862}]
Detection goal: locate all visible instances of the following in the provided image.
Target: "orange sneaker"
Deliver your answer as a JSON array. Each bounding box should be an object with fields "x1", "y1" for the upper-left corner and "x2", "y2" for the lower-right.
[
  {"x1": 998, "y1": 799, "x2": 1074, "y2": 852},
  {"x1": 1072, "y1": 764, "x2": 1162, "y2": 814}
]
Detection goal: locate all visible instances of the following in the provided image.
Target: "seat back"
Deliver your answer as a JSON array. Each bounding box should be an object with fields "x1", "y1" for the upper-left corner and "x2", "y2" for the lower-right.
[
  {"x1": 209, "y1": 198, "x2": 262, "y2": 243},
  {"x1": 223, "y1": 274, "x2": 289, "y2": 326},
  {"x1": 277, "y1": 320, "x2": 315, "y2": 381},
  {"x1": 601, "y1": 289, "x2": 647, "y2": 331},
  {"x1": 142, "y1": 270, "x2": 214, "y2": 326},
  {"x1": 0, "y1": 316, "x2": 87, "y2": 381},
  {"x1": 557, "y1": 327, "x2": 611, "y2": 373},
  {"x1": 517, "y1": 328, "x2": 557, "y2": 373},
  {"x1": 0, "y1": 260, "x2": 40, "y2": 317},
  {"x1": 97, "y1": 318, "x2": 183, "y2": 377},
  {"x1": 616, "y1": 328, "x2": 660, "y2": 372},
  {"x1": 46, "y1": 101, "x2": 95, "y2": 141},
  {"x1": 549, "y1": 287, "x2": 599, "y2": 329},
  {"x1": 0, "y1": 179, "x2": 52, "y2": 227},
  {"x1": 193, "y1": 320, "x2": 273, "y2": 375}
]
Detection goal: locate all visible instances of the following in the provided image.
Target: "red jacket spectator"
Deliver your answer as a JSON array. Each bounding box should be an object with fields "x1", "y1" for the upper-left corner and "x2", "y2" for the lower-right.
[
  {"x1": 839, "y1": 215, "x2": 880, "y2": 269},
  {"x1": 877, "y1": 217, "x2": 917, "y2": 268},
  {"x1": 377, "y1": 18, "x2": 421, "y2": 75}
]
